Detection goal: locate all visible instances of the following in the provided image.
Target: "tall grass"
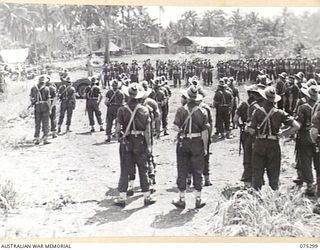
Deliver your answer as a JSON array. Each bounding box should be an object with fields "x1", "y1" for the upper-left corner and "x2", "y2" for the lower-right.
[
  {"x1": 208, "y1": 186, "x2": 320, "y2": 237},
  {"x1": 0, "y1": 177, "x2": 17, "y2": 213}
]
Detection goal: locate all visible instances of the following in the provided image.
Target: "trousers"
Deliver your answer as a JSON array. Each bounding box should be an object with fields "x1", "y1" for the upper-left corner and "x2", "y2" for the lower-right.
[
  {"x1": 176, "y1": 137, "x2": 204, "y2": 191},
  {"x1": 252, "y1": 139, "x2": 281, "y2": 190}
]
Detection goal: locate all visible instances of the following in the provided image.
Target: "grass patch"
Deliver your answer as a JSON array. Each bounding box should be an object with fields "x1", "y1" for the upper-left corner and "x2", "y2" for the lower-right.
[
  {"x1": 0, "y1": 177, "x2": 17, "y2": 213},
  {"x1": 209, "y1": 185, "x2": 320, "y2": 237}
]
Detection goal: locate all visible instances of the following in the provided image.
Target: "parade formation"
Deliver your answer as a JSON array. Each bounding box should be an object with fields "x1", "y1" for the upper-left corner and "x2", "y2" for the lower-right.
[{"x1": 26, "y1": 55, "x2": 320, "y2": 212}]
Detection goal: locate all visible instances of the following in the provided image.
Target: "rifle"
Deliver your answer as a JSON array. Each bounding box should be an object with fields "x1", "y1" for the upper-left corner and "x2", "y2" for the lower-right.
[{"x1": 239, "y1": 123, "x2": 245, "y2": 156}]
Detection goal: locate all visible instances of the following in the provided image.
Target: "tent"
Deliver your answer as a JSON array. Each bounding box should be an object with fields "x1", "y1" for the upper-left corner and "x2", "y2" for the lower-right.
[
  {"x1": 93, "y1": 41, "x2": 122, "y2": 53},
  {"x1": 174, "y1": 36, "x2": 235, "y2": 48},
  {"x1": 0, "y1": 48, "x2": 29, "y2": 64}
]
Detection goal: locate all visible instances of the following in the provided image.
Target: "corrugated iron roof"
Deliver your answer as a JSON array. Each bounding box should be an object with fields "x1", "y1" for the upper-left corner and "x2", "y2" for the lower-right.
[
  {"x1": 142, "y1": 43, "x2": 166, "y2": 48},
  {"x1": 175, "y1": 36, "x2": 235, "y2": 48}
]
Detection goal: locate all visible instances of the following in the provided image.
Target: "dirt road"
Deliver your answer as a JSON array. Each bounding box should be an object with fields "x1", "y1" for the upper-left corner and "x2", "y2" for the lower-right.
[{"x1": 0, "y1": 75, "x2": 300, "y2": 238}]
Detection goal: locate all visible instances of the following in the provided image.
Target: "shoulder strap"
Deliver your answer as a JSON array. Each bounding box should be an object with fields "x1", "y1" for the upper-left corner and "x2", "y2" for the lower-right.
[
  {"x1": 123, "y1": 104, "x2": 141, "y2": 137},
  {"x1": 181, "y1": 105, "x2": 200, "y2": 135},
  {"x1": 256, "y1": 106, "x2": 275, "y2": 135}
]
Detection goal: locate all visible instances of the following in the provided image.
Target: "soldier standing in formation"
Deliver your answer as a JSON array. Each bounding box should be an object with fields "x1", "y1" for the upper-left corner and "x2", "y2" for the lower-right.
[
  {"x1": 294, "y1": 86, "x2": 319, "y2": 195},
  {"x1": 213, "y1": 80, "x2": 233, "y2": 139},
  {"x1": 85, "y1": 77, "x2": 104, "y2": 132},
  {"x1": 45, "y1": 75, "x2": 58, "y2": 139},
  {"x1": 247, "y1": 86, "x2": 300, "y2": 190},
  {"x1": 57, "y1": 77, "x2": 76, "y2": 133},
  {"x1": 172, "y1": 85, "x2": 209, "y2": 209},
  {"x1": 105, "y1": 79, "x2": 125, "y2": 142},
  {"x1": 29, "y1": 75, "x2": 51, "y2": 145},
  {"x1": 114, "y1": 83, "x2": 156, "y2": 207}
]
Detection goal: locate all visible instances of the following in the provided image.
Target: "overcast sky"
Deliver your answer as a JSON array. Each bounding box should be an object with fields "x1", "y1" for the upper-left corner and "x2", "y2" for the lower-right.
[{"x1": 145, "y1": 7, "x2": 320, "y2": 27}]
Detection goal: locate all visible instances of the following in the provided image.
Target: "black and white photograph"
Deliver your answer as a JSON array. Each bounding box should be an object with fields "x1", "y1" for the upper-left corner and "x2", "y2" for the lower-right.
[{"x1": 0, "y1": 3, "x2": 320, "y2": 239}]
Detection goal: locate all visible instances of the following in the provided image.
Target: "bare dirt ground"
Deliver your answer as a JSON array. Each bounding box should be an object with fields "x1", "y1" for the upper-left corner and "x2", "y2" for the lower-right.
[{"x1": 0, "y1": 55, "x2": 311, "y2": 238}]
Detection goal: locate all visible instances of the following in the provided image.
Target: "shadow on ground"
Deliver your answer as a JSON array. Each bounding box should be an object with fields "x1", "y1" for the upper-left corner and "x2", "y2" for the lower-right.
[
  {"x1": 85, "y1": 187, "x2": 147, "y2": 225},
  {"x1": 150, "y1": 209, "x2": 197, "y2": 229}
]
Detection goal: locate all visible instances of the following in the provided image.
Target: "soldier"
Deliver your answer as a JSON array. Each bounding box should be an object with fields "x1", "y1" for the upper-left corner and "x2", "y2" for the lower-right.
[
  {"x1": 57, "y1": 77, "x2": 76, "y2": 133},
  {"x1": 29, "y1": 75, "x2": 51, "y2": 145},
  {"x1": 310, "y1": 99, "x2": 320, "y2": 200},
  {"x1": 86, "y1": 53, "x2": 94, "y2": 77},
  {"x1": 172, "y1": 86, "x2": 209, "y2": 209},
  {"x1": 213, "y1": 80, "x2": 233, "y2": 139},
  {"x1": 247, "y1": 86, "x2": 300, "y2": 190},
  {"x1": 284, "y1": 76, "x2": 299, "y2": 115},
  {"x1": 130, "y1": 60, "x2": 139, "y2": 83},
  {"x1": 127, "y1": 83, "x2": 160, "y2": 196},
  {"x1": 105, "y1": 79, "x2": 124, "y2": 142},
  {"x1": 150, "y1": 78, "x2": 169, "y2": 136},
  {"x1": 294, "y1": 86, "x2": 319, "y2": 196},
  {"x1": 85, "y1": 77, "x2": 104, "y2": 132},
  {"x1": 275, "y1": 72, "x2": 287, "y2": 110},
  {"x1": 173, "y1": 63, "x2": 182, "y2": 88},
  {"x1": 45, "y1": 76, "x2": 58, "y2": 138},
  {"x1": 228, "y1": 77, "x2": 240, "y2": 129},
  {"x1": 114, "y1": 83, "x2": 156, "y2": 207}
]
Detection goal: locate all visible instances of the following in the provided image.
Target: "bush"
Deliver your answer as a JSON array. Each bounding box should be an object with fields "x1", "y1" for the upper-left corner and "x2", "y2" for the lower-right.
[
  {"x1": 208, "y1": 185, "x2": 320, "y2": 237},
  {"x1": 0, "y1": 177, "x2": 17, "y2": 213}
]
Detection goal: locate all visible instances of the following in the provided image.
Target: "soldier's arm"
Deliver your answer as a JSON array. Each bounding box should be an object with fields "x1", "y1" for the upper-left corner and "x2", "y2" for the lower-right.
[
  {"x1": 279, "y1": 111, "x2": 300, "y2": 137},
  {"x1": 310, "y1": 111, "x2": 320, "y2": 143}
]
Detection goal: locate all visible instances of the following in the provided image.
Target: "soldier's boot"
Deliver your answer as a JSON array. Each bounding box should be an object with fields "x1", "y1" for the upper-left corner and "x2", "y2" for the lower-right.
[
  {"x1": 127, "y1": 180, "x2": 134, "y2": 197},
  {"x1": 43, "y1": 136, "x2": 51, "y2": 145},
  {"x1": 66, "y1": 126, "x2": 72, "y2": 132},
  {"x1": 100, "y1": 125, "x2": 104, "y2": 132},
  {"x1": 317, "y1": 177, "x2": 320, "y2": 198},
  {"x1": 114, "y1": 192, "x2": 126, "y2": 208},
  {"x1": 218, "y1": 133, "x2": 225, "y2": 140},
  {"x1": 244, "y1": 181, "x2": 252, "y2": 189},
  {"x1": 57, "y1": 126, "x2": 61, "y2": 134},
  {"x1": 52, "y1": 131, "x2": 57, "y2": 139},
  {"x1": 163, "y1": 127, "x2": 169, "y2": 136},
  {"x1": 105, "y1": 135, "x2": 111, "y2": 143},
  {"x1": 34, "y1": 137, "x2": 40, "y2": 145},
  {"x1": 187, "y1": 173, "x2": 192, "y2": 186},
  {"x1": 90, "y1": 126, "x2": 95, "y2": 133},
  {"x1": 226, "y1": 131, "x2": 233, "y2": 139},
  {"x1": 204, "y1": 175, "x2": 212, "y2": 186},
  {"x1": 195, "y1": 191, "x2": 206, "y2": 209},
  {"x1": 305, "y1": 183, "x2": 316, "y2": 196},
  {"x1": 172, "y1": 192, "x2": 186, "y2": 209},
  {"x1": 143, "y1": 192, "x2": 156, "y2": 206}
]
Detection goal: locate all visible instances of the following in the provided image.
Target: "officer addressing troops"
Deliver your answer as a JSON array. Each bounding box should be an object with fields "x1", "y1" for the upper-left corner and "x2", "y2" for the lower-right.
[
  {"x1": 57, "y1": 76, "x2": 76, "y2": 133},
  {"x1": 29, "y1": 75, "x2": 51, "y2": 145}
]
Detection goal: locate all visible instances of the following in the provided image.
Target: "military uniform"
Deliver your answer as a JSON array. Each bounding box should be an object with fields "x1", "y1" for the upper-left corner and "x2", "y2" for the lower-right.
[
  {"x1": 248, "y1": 87, "x2": 297, "y2": 190},
  {"x1": 57, "y1": 81, "x2": 76, "y2": 133},
  {"x1": 30, "y1": 80, "x2": 50, "y2": 144},
  {"x1": 47, "y1": 80, "x2": 57, "y2": 138},
  {"x1": 85, "y1": 81, "x2": 103, "y2": 132},
  {"x1": 296, "y1": 99, "x2": 319, "y2": 194},
  {"x1": 213, "y1": 83, "x2": 233, "y2": 139},
  {"x1": 105, "y1": 82, "x2": 125, "y2": 141},
  {"x1": 172, "y1": 86, "x2": 209, "y2": 209},
  {"x1": 115, "y1": 84, "x2": 156, "y2": 207}
]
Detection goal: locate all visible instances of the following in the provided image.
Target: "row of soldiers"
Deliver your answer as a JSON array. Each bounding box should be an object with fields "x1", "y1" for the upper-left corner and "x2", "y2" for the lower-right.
[
  {"x1": 217, "y1": 57, "x2": 320, "y2": 84},
  {"x1": 100, "y1": 58, "x2": 215, "y2": 90},
  {"x1": 233, "y1": 71, "x2": 320, "y2": 198}
]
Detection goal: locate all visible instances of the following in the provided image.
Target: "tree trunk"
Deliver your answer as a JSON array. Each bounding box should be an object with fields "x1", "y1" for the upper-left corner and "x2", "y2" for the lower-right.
[{"x1": 104, "y1": 10, "x2": 110, "y2": 64}]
